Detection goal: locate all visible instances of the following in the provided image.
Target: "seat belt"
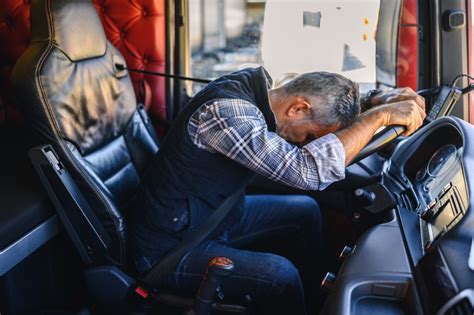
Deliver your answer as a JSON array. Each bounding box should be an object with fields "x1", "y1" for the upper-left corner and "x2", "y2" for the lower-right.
[
  {"x1": 141, "y1": 183, "x2": 246, "y2": 288},
  {"x1": 122, "y1": 61, "x2": 242, "y2": 288},
  {"x1": 115, "y1": 63, "x2": 212, "y2": 84}
]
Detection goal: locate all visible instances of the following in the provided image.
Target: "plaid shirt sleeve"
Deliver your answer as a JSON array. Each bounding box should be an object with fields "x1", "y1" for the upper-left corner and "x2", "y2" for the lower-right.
[{"x1": 188, "y1": 98, "x2": 346, "y2": 190}]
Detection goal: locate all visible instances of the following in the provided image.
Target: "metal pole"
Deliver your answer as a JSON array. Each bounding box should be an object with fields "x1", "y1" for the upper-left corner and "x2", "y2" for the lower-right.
[{"x1": 218, "y1": 0, "x2": 226, "y2": 48}]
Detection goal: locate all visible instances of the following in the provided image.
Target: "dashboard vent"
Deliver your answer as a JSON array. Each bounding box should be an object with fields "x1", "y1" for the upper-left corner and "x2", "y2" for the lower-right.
[
  {"x1": 439, "y1": 290, "x2": 474, "y2": 315},
  {"x1": 450, "y1": 187, "x2": 465, "y2": 215},
  {"x1": 398, "y1": 189, "x2": 418, "y2": 210},
  {"x1": 445, "y1": 297, "x2": 473, "y2": 315}
]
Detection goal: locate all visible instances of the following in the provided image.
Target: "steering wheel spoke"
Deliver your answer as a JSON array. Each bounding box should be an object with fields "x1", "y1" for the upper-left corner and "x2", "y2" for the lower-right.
[{"x1": 351, "y1": 125, "x2": 406, "y2": 165}]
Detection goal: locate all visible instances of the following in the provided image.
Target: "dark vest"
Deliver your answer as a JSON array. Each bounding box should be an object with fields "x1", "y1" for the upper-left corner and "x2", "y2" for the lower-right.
[{"x1": 132, "y1": 67, "x2": 275, "y2": 270}]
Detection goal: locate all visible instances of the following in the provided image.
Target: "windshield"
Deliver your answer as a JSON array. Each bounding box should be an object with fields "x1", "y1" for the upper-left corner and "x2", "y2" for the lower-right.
[{"x1": 188, "y1": 0, "x2": 401, "y2": 94}]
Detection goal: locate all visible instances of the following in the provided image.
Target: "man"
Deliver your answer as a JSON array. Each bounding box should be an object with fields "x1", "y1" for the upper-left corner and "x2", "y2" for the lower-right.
[{"x1": 131, "y1": 67, "x2": 425, "y2": 314}]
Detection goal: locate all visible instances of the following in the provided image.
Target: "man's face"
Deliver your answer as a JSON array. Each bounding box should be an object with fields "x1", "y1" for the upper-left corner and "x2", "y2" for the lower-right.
[
  {"x1": 274, "y1": 95, "x2": 343, "y2": 146},
  {"x1": 277, "y1": 119, "x2": 341, "y2": 147}
]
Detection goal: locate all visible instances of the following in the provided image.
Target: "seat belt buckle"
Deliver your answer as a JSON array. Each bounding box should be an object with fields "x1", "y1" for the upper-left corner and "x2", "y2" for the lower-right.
[{"x1": 134, "y1": 286, "x2": 150, "y2": 300}]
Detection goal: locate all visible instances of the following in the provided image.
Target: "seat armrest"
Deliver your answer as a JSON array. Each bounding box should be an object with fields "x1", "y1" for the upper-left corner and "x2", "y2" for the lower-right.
[{"x1": 29, "y1": 145, "x2": 111, "y2": 265}]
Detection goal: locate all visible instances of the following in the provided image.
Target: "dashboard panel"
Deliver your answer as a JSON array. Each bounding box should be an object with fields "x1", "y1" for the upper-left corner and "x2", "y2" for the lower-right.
[
  {"x1": 388, "y1": 124, "x2": 469, "y2": 252},
  {"x1": 384, "y1": 117, "x2": 473, "y2": 314},
  {"x1": 323, "y1": 117, "x2": 474, "y2": 315}
]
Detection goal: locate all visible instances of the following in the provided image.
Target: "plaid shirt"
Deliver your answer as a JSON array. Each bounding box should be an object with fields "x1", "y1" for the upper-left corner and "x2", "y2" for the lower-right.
[{"x1": 188, "y1": 98, "x2": 346, "y2": 190}]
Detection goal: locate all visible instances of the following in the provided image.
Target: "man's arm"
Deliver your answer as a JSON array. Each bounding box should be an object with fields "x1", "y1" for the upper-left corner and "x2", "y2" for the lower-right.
[
  {"x1": 335, "y1": 110, "x2": 385, "y2": 164},
  {"x1": 359, "y1": 89, "x2": 381, "y2": 112},
  {"x1": 190, "y1": 99, "x2": 346, "y2": 191},
  {"x1": 191, "y1": 95, "x2": 425, "y2": 189}
]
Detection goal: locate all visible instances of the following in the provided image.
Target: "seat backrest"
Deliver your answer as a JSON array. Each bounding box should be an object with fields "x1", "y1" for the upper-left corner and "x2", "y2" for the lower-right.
[
  {"x1": 0, "y1": 0, "x2": 167, "y2": 137},
  {"x1": 92, "y1": 0, "x2": 167, "y2": 128},
  {"x1": 11, "y1": 0, "x2": 159, "y2": 266}
]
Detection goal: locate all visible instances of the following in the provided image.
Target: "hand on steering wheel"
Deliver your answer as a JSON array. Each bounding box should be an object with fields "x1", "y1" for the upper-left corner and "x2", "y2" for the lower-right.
[
  {"x1": 351, "y1": 91, "x2": 426, "y2": 164},
  {"x1": 370, "y1": 100, "x2": 426, "y2": 137}
]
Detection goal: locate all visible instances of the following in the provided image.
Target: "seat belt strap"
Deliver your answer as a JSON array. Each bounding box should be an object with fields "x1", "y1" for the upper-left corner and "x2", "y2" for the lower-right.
[
  {"x1": 115, "y1": 63, "x2": 212, "y2": 84},
  {"x1": 141, "y1": 184, "x2": 246, "y2": 287}
]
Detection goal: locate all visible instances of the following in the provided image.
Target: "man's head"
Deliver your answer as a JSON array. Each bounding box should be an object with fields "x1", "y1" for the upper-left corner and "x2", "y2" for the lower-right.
[{"x1": 269, "y1": 71, "x2": 360, "y2": 146}]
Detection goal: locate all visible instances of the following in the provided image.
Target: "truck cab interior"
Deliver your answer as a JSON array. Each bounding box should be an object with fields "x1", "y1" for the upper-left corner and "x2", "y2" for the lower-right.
[{"x1": 1, "y1": 0, "x2": 473, "y2": 314}]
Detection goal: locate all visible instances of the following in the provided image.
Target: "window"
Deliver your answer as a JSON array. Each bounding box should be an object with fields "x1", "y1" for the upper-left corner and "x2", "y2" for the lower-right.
[
  {"x1": 469, "y1": 0, "x2": 474, "y2": 122},
  {"x1": 188, "y1": 0, "x2": 266, "y2": 93},
  {"x1": 188, "y1": 0, "x2": 401, "y2": 94}
]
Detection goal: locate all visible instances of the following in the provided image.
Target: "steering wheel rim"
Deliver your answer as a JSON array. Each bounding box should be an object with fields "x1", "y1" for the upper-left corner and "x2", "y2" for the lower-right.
[{"x1": 350, "y1": 125, "x2": 406, "y2": 165}]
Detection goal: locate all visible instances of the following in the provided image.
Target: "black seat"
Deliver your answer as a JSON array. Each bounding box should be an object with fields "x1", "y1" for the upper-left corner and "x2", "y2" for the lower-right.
[
  {"x1": 11, "y1": 0, "x2": 246, "y2": 313},
  {"x1": 12, "y1": 0, "x2": 158, "y2": 268}
]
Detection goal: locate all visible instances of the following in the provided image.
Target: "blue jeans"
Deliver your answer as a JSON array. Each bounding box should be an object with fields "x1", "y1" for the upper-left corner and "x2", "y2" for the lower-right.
[{"x1": 163, "y1": 195, "x2": 323, "y2": 315}]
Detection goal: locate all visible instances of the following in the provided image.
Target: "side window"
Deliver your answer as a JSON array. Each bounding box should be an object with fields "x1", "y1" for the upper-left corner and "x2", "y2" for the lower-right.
[
  {"x1": 188, "y1": 0, "x2": 401, "y2": 94},
  {"x1": 470, "y1": 0, "x2": 474, "y2": 123},
  {"x1": 189, "y1": 0, "x2": 266, "y2": 94},
  {"x1": 376, "y1": 0, "x2": 402, "y2": 89},
  {"x1": 471, "y1": 1, "x2": 474, "y2": 81}
]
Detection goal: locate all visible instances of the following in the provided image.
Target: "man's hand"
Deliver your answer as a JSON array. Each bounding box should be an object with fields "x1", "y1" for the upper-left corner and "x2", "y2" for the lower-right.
[
  {"x1": 369, "y1": 99, "x2": 426, "y2": 136},
  {"x1": 369, "y1": 87, "x2": 425, "y2": 109},
  {"x1": 336, "y1": 99, "x2": 426, "y2": 164}
]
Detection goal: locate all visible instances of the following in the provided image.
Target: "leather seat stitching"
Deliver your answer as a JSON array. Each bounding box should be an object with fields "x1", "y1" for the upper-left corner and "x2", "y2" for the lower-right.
[{"x1": 34, "y1": 0, "x2": 125, "y2": 265}]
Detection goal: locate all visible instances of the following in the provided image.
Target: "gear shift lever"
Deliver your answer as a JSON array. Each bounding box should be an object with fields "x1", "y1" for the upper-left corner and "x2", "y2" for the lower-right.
[{"x1": 187, "y1": 257, "x2": 235, "y2": 315}]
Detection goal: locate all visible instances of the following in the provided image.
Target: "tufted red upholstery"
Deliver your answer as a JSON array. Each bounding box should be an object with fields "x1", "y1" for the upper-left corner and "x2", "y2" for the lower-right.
[
  {"x1": 0, "y1": 0, "x2": 31, "y2": 126},
  {"x1": 0, "y1": 0, "x2": 166, "y2": 129},
  {"x1": 92, "y1": 0, "x2": 167, "y2": 124}
]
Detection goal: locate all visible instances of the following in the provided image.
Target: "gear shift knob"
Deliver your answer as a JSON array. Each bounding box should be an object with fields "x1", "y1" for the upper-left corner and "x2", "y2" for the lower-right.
[
  {"x1": 208, "y1": 256, "x2": 234, "y2": 276},
  {"x1": 188, "y1": 257, "x2": 235, "y2": 315}
]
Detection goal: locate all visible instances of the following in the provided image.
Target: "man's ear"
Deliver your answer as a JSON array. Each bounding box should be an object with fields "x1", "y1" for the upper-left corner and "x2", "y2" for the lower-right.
[{"x1": 286, "y1": 96, "x2": 311, "y2": 118}]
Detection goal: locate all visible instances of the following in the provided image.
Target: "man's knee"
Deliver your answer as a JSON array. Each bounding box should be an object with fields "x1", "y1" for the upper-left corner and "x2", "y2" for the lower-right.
[
  {"x1": 230, "y1": 254, "x2": 306, "y2": 314},
  {"x1": 286, "y1": 195, "x2": 321, "y2": 225},
  {"x1": 291, "y1": 195, "x2": 320, "y2": 210},
  {"x1": 265, "y1": 254, "x2": 303, "y2": 295}
]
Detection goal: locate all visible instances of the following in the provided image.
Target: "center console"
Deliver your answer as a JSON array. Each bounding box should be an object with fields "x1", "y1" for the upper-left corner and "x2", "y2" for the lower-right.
[{"x1": 322, "y1": 213, "x2": 422, "y2": 314}]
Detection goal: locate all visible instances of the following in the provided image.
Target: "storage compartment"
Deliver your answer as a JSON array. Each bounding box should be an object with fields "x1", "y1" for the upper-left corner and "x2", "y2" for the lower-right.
[
  {"x1": 322, "y1": 220, "x2": 423, "y2": 314},
  {"x1": 355, "y1": 297, "x2": 405, "y2": 314}
]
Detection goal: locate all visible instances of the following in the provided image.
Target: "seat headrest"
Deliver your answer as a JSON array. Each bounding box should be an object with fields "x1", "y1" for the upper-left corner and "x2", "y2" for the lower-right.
[{"x1": 31, "y1": 0, "x2": 106, "y2": 61}]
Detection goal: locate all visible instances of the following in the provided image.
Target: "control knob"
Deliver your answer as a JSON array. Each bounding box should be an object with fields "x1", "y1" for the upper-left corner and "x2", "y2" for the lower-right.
[
  {"x1": 354, "y1": 188, "x2": 376, "y2": 207},
  {"x1": 320, "y1": 272, "x2": 336, "y2": 292},
  {"x1": 338, "y1": 245, "x2": 354, "y2": 261}
]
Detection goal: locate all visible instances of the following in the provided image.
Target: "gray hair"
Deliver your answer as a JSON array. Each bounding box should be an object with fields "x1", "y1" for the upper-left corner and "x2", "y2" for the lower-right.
[{"x1": 279, "y1": 72, "x2": 360, "y2": 127}]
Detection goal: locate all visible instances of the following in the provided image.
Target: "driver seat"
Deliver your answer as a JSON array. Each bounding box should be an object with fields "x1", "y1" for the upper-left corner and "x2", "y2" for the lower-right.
[{"x1": 11, "y1": 0, "x2": 245, "y2": 312}]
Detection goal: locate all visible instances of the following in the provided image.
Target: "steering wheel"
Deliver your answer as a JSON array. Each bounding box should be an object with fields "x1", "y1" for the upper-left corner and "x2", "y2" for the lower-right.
[
  {"x1": 350, "y1": 125, "x2": 406, "y2": 165},
  {"x1": 349, "y1": 84, "x2": 445, "y2": 165},
  {"x1": 348, "y1": 78, "x2": 474, "y2": 165}
]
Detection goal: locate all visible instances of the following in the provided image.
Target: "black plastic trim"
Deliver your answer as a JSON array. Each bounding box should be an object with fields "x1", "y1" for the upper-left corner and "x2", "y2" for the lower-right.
[
  {"x1": 28, "y1": 145, "x2": 111, "y2": 265},
  {"x1": 0, "y1": 215, "x2": 59, "y2": 276}
]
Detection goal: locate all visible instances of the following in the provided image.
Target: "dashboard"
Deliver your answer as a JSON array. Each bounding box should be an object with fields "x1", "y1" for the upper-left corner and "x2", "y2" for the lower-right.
[
  {"x1": 416, "y1": 145, "x2": 467, "y2": 250},
  {"x1": 385, "y1": 118, "x2": 473, "y2": 313},
  {"x1": 400, "y1": 131, "x2": 468, "y2": 252},
  {"x1": 323, "y1": 117, "x2": 474, "y2": 315}
]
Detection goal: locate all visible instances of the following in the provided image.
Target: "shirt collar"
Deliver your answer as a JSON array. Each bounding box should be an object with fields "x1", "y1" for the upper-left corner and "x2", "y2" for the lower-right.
[{"x1": 251, "y1": 67, "x2": 276, "y2": 132}]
